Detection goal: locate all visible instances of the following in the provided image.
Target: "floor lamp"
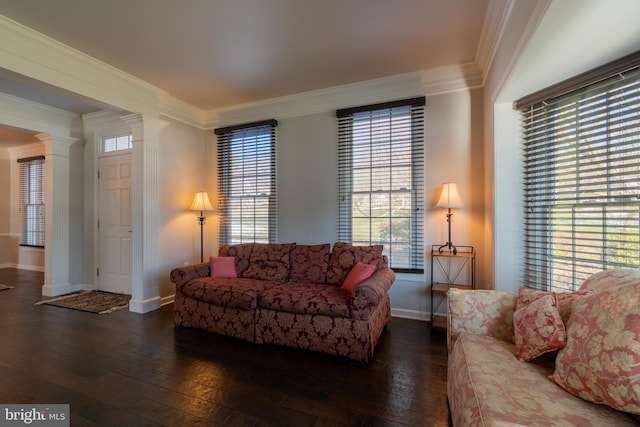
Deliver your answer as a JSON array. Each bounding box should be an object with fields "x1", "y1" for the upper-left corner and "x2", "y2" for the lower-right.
[
  {"x1": 435, "y1": 183, "x2": 463, "y2": 254},
  {"x1": 190, "y1": 191, "x2": 214, "y2": 263}
]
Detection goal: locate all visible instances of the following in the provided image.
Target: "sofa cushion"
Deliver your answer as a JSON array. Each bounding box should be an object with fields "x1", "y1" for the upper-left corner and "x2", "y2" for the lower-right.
[
  {"x1": 258, "y1": 283, "x2": 351, "y2": 317},
  {"x1": 181, "y1": 277, "x2": 273, "y2": 310},
  {"x1": 513, "y1": 293, "x2": 566, "y2": 361},
  {"x1": 288, "y1": 244, "x2": 330, "y2": 284},
  {"x1": 326, "y1": 242, "x2": 383, "y2": 286},
  {"x1": 448, "y1": 333, "x2": 638, "y2": 427},
  {"x1": 219, "y1": 243, "x2": 254, "y2": 276},
  {"x1": 242, "y1": 243, "x2": 295, "y2": 282},
  {"x1": 553, "y1": 282, "x2": 640, "y2": 415}
]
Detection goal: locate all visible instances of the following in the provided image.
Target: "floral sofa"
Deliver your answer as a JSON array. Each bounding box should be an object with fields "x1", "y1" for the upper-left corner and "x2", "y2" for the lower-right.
[
  {"x1": 169, "y1": 242, "x2": 394, "y2": 362},
  {"x1": 446, "y1": 268, "x2": 640, "y2": 426}
]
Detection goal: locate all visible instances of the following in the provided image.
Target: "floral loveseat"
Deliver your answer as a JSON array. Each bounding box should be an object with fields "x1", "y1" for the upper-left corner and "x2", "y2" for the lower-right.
[
  {"x1": 170, "y1": 242, "x2": 394, "y2": 362},
  {"x1": 446, "y1": 268, "x2": 640, "y2": 426}
]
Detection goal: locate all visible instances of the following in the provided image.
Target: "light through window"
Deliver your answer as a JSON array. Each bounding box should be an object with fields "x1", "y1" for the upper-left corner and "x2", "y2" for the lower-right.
[
  {"x1": 337, "y1": 97, "x2": 425, "y2": 272},
  {"x1": 516, "y1": 53, "x2": 640, "y2": 291},
  {"x1": 216, "y1": 120, "x2": 277, "y2": 244},
  {"x1": 103, "y1": 135, "x2": 132, "y2": 153},
  {"x1": 18, "y1": 156, "x2": 45, "y2": 247}
]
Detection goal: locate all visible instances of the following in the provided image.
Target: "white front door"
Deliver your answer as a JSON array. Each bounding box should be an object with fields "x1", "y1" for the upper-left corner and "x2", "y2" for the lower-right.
[{"x1": 98, "y1": 153, "x2": 132, "y2": 294}]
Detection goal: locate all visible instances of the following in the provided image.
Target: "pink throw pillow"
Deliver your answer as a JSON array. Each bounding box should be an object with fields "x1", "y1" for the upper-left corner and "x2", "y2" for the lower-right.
[
  {"x1": 340, "y1": 262, "x2": 376, "y2": 294},
  {"x1": 553, "y1": 282, "x2": 640, "y2": 414},
  {"x1": 517, "y1": 288, "x2": 592, "y2": 325},
  {"x1": 210, "y1": 256, "x2": 237, "y2": 278},
  {"x1": 513, "y1": 293, "x2": 566, "y2": 361}
]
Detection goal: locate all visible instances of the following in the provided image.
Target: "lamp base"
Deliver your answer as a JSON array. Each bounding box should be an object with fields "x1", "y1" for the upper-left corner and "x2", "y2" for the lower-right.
[{"x1": 438, "y1": 242, "x2": 457, "y2": 255}]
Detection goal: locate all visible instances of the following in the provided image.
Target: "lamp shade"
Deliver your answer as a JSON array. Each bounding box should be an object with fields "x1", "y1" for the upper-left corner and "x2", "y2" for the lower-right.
[
  {"x1": 435, "y1": 183, "x2": 463, "y2": 209},
  {"x1": 189, "y1": 191, "x2": 214, "y2": 212}
]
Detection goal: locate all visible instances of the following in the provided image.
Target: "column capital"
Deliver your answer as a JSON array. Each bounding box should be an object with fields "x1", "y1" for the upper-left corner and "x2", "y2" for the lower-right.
[{"x1": 35, "y1": 133, "x2": 79, "y2": 156}]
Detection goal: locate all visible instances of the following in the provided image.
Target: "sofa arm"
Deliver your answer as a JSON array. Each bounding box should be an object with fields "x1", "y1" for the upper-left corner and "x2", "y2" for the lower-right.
[
  {"x1": 446, "y1": 289, "x2": 516, "y2": 353},
  {"x1": 349, "y1": 268, "x2": 395, "y2": 320},
  {"x1": 169, "y1": 262, "x2": 210, "y2": 290}
]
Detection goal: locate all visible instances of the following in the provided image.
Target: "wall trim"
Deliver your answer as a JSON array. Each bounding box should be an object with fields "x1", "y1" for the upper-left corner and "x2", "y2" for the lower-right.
[
  {"x1": 130, "y1": 296, "x2": 162, "y2": 314},
  {"x1": 391, "y1": 308, "x2": 429, "y2": 322}
]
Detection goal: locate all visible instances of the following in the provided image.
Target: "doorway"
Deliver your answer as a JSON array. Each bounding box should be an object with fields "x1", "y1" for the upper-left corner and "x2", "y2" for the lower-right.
[{"x1": 97, "y1": 153, "x2": 132, "y2": 294}]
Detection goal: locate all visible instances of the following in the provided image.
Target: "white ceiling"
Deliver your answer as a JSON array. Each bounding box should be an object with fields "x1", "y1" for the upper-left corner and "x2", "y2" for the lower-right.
[{"x1": 0, "y1": 0, "x2": 489, "y2": 112}]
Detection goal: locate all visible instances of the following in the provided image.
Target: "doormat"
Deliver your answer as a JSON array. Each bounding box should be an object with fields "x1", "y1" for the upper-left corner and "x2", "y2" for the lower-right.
[
  {"x1": 36, "y1": 291, "x2": 131, "y2": 314},
  {"x1": 0, "y1": 284, "x2": 13, "y2": 291}
]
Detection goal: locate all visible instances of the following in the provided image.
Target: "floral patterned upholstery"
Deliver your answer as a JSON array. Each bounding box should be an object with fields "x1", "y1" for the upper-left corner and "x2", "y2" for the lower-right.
[
  {"x1": 553, "y1": 282, "x2": 640, "y2": 414},
  {"x1": 447, "y1": 269, "x2": 640, "y2": 426},
  {"x1": 174, "y1": 292, "x2": 256, "y2": 342},
  {"x1": 181, "y1": 277, "x2": 275, "y2": 310},
  {"x1": 513, "y1": 293, "x2": 566, "y2": 361},
  {"x1": 325, "y1": 242, "x2": 384, "y2": 286},
  {"x1": 517, "y1": 287, "x2": 593, "y2": 325},
  {"x1": 170, "y1": 242, "x2": 395, "y2": 362},
  {"x1": 288, "y1": 244, "x2": 330, "y2": 284},
  {"x1": 448, "y1": 333, "x2": 638, "y2": 426},
  {"x1": 258, "y1": 283, "x2": 350, "y2": 317},
  {"x1": 241, "y1": 243, "x2": 294, "y2": 282},
  {"x1": 219, "y1": 243, "x2": 254, "y2": 276},
  {"x1": 446, "y1": 289, "x2": 516, "y2": 353}
]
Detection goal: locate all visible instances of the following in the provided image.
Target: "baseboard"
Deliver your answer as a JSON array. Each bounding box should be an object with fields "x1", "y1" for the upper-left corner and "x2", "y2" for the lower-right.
[
  {"x1": 15, "y1": 264, "x2": 45, "y2": 272},
  {"x1": 391, "y1": 308, "x2": 429, "y2": 322},
  {"x1": 161, "y1": 294, "x2": 175, "y2": 307},
  {"x1": 129, "y1": 296, "x2": 162, "y2": 314}
]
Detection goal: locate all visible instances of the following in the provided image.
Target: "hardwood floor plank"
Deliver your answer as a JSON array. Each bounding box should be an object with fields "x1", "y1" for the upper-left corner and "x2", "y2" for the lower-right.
[{"x1": 0, "y1": 268, "x2": 450, "y2": 426}]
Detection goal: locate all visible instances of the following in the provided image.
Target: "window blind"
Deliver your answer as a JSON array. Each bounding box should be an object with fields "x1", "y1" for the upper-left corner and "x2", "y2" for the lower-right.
[
  {"x1": 337, "y1": 97, "x2": 425, "y2": 272},
  {"x1": 216, "y1": 120, "x2": 277, "y2": 244},
  {"x1": 18, "y1": 156, "x2": 45, "y2": 247},
  {"x1": 516, "y1": 57, "x2": 640, "y2": 291}
]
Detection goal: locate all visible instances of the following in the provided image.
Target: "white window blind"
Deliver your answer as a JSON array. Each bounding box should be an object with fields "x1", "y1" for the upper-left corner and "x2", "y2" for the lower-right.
[
  {"x1": 18, "y1": 156, "x2": 45, "y2": 247},
  {"x1": 337, "y1": 97, "x2": 425, "y2": 272},
  {"x1": 516, "y1": 52, "x2": 640, "y2": 291},
  {"x1": 216, "y1": 120, "x2": 277, "y2": 244}
]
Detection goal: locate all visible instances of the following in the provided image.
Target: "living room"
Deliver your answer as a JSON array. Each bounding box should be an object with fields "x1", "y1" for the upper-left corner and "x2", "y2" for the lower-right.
[{"x1": 0, "y1": 0, "x2": 640, "y2": 424}]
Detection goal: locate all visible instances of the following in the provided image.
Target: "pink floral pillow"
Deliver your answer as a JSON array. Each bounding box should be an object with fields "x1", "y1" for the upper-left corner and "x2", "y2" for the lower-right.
[
  {"x1": 340, "y1": 262, "x2": 376, "y2": 294},
  {"x1": 513, "y1": 293, "x2": 566, "y2": 361},
  {"x1": 326, "y1": 242, "x2": 383, "y2": 286},
  {"x1": 553, "y1": 282, "x2": 640, "y2": 414},
  {"x1": 210, "y1": 256, "x2": 236, "y2": 278},
  {"x1": 517, "y1": 288, "x2": 593, "y2": 325}
]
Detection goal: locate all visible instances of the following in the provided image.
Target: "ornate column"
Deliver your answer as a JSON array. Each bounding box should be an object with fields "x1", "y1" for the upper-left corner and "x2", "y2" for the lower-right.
[
  {"x1": 36, "y1": 133, "x2": 78, "y2": 296},
  {"x1": 122, "y1": 114, "x2": 168, "y2": 313}
]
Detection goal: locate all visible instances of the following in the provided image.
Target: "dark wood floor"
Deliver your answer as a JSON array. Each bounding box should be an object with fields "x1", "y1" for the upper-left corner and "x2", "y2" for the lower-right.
[{"x1": 0, "y1": 268, "x2": 450, "y2": 427}]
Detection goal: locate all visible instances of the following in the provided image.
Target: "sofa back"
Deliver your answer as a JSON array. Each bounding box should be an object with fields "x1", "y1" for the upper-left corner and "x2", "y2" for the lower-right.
[
  {"x1": 579, "y1": 268, "x2": 640, "y2": 292},
  {"x1": 218, "y1": 242, "x2": 388, "y2": 285}
]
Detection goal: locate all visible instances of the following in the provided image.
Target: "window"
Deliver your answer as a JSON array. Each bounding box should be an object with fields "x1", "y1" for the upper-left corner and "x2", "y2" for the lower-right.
[
  {"x1": 515, "y1": 51, "x2": 640, "y2": 291},
  {"x1": 18, "y1": 156, "x2": 45, "y2": 247},
  {"x1": 337, "y1": 97, "x2": 425, "y2": 272},
  {"x1": 216, "y1": 120, "x2": 277, "y2": 244},
  {"x1": 103, "y1": 135, "x2": 132, "y2": 153}
]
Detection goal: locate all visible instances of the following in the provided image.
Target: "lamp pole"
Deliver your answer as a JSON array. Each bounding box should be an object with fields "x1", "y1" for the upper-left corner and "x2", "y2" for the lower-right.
[{"x1": 197, "y1": 211, "x2": 205, "y2": 263}]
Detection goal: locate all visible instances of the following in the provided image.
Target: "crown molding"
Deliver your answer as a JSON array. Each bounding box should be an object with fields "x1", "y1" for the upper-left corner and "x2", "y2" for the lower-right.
[
  {"x1": 475, "y1": 0, "x2": 516, "y2": 81},
  {"x1": 205, "y1": 65, "x2": 485, "y2": 128}
]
